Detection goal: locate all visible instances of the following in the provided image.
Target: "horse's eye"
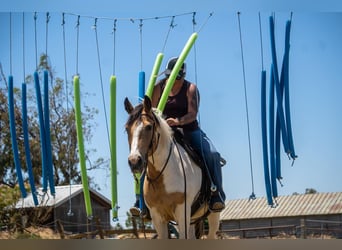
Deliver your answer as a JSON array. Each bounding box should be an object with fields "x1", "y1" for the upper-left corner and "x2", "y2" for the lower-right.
[{"x1": 145, "y1": 124, "x2": 152, "y2": 131}]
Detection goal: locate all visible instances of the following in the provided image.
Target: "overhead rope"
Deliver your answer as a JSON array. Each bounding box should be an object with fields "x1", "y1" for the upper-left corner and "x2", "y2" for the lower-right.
[
  {"x1": 22, "y1": 12, "x2": 26, "y2": 81},
  {"x1": 196, "y1": 12, "x2": 213, "y2": 34},
  {"x1": 139, "y1": 19, "x2": 143, "y2": 71},
  {"x1": 62, "y1": 13, "x2": 74, "y2": 217},
  {"x1": 9, "y1": 12, "x2": 12, "y2": 75},
  {"x1": 64, "y1": 11, "x2": 195, "y2": 23},
  {"x1": 112, "y1": 19, "x2": 117, "y2": 75},
  {"x1": 34, "y1": 12, "x2": 38, "y2": 68},
  {"x1": 93, "y1": 18, "x2": 111, "y2": 152},
  {"x1": 237, "y1": 12, "x2": 256, "y2": 201},
  {"x1": 161, "y1": 16, "x2": 175, "y2": 53},
  {"x1": 75, "y1": 15, "x2": 80, "y2": 75},
  {"x1": 45, "y1": 12, "x2": 50, "y2": 59}
]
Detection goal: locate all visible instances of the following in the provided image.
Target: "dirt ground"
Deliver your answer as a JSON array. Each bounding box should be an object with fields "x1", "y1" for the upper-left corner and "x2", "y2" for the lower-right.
[{"x1": 0, "y1": 227, "x2": 336, "y2": 239}]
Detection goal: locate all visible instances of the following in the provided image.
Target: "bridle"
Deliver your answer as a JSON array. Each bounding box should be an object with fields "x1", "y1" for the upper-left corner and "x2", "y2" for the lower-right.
[{"x1": 138, "y1": 112, "x2": 173, "y2": 183}]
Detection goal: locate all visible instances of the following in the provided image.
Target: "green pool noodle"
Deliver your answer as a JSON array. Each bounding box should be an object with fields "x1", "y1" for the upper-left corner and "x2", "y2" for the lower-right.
[
  {"x1": 74, "y1": 75, "x2": 93, "y2": 219},
  {"x1": 110, "y1": 75, "x2": 118, "y2": 220},
  {"x1": 146, "y1": 52, "x2": 164, "y2": 98},
  {"x1": 157, "y1": 32, "x2": 198, "y2": 112}
]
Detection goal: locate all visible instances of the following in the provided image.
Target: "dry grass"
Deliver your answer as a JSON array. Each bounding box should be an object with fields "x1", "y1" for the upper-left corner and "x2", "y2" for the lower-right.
[
  {"x1": 0, "y1": 226, "x2": 60, "y2": 239},
  {"x1": 0, "y1": 227, "x2": 338, "y2": 239}
]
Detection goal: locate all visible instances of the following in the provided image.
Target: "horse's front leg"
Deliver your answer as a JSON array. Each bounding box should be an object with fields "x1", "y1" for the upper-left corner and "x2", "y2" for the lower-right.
[
  {"x1": 150, "y1": 210, "x2": 169, "y2": 239},
  {"x1": 175, "y1": 205, "x2": 194, "y2": 239}
]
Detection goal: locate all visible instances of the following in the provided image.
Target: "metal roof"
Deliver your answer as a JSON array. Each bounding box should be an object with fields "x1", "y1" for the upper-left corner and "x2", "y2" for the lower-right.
[
  {"x1": 220, "y1": 192, "x2": 342, "y2": 221},
  {"x1": 15, "y1": 184, "x2": 111, "y2": 208}
]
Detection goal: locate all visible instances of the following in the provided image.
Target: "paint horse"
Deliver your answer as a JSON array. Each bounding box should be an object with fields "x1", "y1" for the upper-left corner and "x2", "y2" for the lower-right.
[{"x1": 124, "y1": 95, "x2": 221, "y2": 239}]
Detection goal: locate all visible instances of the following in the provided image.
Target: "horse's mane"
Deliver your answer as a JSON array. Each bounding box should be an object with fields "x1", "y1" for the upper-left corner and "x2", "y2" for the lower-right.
[{"x1": 152, "y1": 108, "x2": 173, "y2": 139}]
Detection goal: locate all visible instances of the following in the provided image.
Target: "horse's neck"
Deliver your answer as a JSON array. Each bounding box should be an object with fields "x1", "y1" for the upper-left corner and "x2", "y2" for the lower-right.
[{"x1": 148, "y1": 121, "x2": 173, "y2": 170}]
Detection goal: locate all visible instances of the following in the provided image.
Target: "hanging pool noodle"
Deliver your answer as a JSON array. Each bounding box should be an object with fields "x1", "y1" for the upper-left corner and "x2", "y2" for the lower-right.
[
  {"x1": 157, "y1": 32, "x2": 198, "y2": 113},
  {"x1": 110, "y1": 76, "x2": 118, "y2": 221},
  {"x1": 138, "y1": 71, "x2": 145, "y2": 102},
  {"x1": 74, "y1": 75, "x2": 93, "y2": 219},
  {"x1": 261, "y1": 71, "x2": 273, "y2": 206},
  {"x1": 43, "y1": 70, "x2": 55, "y2": 196},
  {"x1": 34, "y1": 71, "x2": 48, "y2": 192},
  {"x1": 145, "y1": 53, "x2": 164, "y2": 98},
  {"x1": 275, "y1": 55, "x2": 286, "y2": 182},
  {"x1": 269, "y1": 65, "x2": 278, "y2": 198},
  {"x1": 269, "y1": 16, "x2": 290, "y2": 154},
  {"x1": 22, "y1": 83, "x2": 38, "y2": 205},
  {"x1": 283, "y1": 20, "x2": 297, "y2": 160},
  {"x1": 8, "y1": 76, "x2": 27, "y2": 198}
]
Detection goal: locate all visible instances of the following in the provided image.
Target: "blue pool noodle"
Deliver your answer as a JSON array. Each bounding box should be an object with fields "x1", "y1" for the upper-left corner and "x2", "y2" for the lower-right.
[
  {"x1": 43, "y1": 70, "x2": 55, "y2": 195},
  {"x1": 8, "y1": 76, "x2": 27, "y2": 198},
  {"x1": 22, "y1": 83, "x2": 39, "y2": 205},
  {"x1": 269, "y1": 15, "x2": 290, "y2": 154},
  {"x1": 34, "y1": 71, "x2": 48, "y2": 192},
  {"x1": 261, "y1": 70, "x2": 273, "y2": 206}
]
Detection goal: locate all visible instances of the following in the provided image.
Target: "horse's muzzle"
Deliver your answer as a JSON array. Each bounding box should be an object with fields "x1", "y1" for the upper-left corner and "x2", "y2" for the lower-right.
[{"x1": 128, "y1": 154, "x2": 145, "y2": 173}]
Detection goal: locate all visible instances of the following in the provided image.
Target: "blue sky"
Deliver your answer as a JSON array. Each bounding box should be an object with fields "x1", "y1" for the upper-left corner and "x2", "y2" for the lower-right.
[{"x1": 1, "y1": 1, "x2": 342, "y2": 223}]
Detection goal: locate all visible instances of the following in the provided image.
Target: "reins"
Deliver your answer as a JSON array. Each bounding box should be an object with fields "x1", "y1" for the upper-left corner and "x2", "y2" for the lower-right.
[{"x1": 146, "y1": 140, "x2": 173, "y2": 183}]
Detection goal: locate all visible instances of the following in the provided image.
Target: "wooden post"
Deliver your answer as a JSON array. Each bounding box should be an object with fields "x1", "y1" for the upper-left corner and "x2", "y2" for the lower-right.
[
  {"x1": 300, "y1": 218, "x2": 306, "y2": 239},
  {"x1": 95, "y1": 217, "x2": 104, "y2": 239},
  {"x1": 131, "y1": 216, "x2": 139, "y2": 239},
  {"x1": 56, "y1": 219, "x2": 65, "y2": 239}
]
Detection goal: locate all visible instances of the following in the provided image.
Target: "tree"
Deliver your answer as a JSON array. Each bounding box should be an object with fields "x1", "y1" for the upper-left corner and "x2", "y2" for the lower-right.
[
  {"x1": 305, "y1": 188, "x2": 317, "y2": 194},
  {"x1": 0, "y1": 54, "x2": 107, "y2": 191}
]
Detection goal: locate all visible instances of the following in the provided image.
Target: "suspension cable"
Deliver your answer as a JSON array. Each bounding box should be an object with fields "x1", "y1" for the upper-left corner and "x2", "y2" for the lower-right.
[
  {"x1": 93, "y1": 18, "x2": 112, "y2": 153},
  {"x1": 112, "y1": 19, "x2": 117, "y2": 75},
  {"x1": 9, "y1": 12, "x2": 12, "y2": 75},
  {"x1": 258, "y1": 12, "x2": 264, "y2": 71},
  {"x1": 237, "y1": 12, "x2": 256, "y2": 200},
  {"x1": 34, "y1": 12, "x2": 38, "y2": 69},
  {"x1": 139, "y1": 19, "x2": 143, "y2": 71},
  {"x1": 22, "y1": 12, "x2": 26, "y2": 81},
  {"x1": 62, "y1": 13, "x2": 74, "y2": 217},
  {"x1": 45, "y1": 12, "x2": 50, "y2": 60},
  {"x1": 196, "y1": 12, "x2": 213, "y2": 34},
  {"x1": 75, "y1": 15, "x2": 80, "y2": 75},
  {"x1": 161, "y1": 16, "x2": 175, "y2": 53}
]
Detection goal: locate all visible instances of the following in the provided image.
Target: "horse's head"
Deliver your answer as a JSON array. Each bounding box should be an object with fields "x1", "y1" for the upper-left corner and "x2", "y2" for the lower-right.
[{"x1": 124, "y1": 95, "x2": 159, "y2": 174}]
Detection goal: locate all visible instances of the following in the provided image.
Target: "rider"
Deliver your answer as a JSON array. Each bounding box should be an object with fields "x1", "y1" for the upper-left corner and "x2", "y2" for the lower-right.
[{"x1": 151, "y1": 57, "x2": 226, "y2": 212}]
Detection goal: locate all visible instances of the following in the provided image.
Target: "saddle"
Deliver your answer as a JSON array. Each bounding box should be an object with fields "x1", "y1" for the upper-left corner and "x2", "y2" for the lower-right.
[{"x1": 172, "y1": 128, "x2": 226, "y2": 219}]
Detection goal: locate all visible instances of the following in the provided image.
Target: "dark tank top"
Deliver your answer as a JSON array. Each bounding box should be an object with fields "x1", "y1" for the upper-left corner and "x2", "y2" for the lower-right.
[{"x1": 159, "y1": 79, "x2": 199, "y2": 132}]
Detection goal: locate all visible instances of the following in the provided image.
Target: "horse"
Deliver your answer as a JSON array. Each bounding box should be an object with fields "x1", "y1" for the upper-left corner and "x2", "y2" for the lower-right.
[{"x1": 124, "y1": 95, "x2": 221, "y2": 239}]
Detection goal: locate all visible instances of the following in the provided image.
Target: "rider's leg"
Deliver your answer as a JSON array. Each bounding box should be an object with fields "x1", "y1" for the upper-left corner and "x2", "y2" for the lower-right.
[{"x1": 186, "y1": 129, "x2": 226, "y2": 211}]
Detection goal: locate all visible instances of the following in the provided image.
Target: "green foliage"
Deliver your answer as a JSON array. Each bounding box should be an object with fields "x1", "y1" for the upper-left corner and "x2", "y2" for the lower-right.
[
  {"x1": 0, "y1": 54, "x2": 107, "y2": 197},
  {"x1": 0, "y1": 185, "x2": 21, "y2": 229}
]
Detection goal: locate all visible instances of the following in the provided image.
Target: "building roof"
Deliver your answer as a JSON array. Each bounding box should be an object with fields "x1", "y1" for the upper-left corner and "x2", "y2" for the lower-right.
[
  {"x1": 15, "y1": 184, "x2": 111, "y2": 209},
  {"x1": 220, "y1": 192, "x2": 342, "y2": 221}
]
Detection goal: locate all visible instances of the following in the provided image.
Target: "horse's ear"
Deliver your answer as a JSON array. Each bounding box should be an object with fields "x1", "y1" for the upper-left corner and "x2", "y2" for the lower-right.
[
  {"x1": 143, "y1": 95, "x2": 152, "y2": 112},
  {"x1": 124, "y1": 97, "x2": 134, "y2": 114}
]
